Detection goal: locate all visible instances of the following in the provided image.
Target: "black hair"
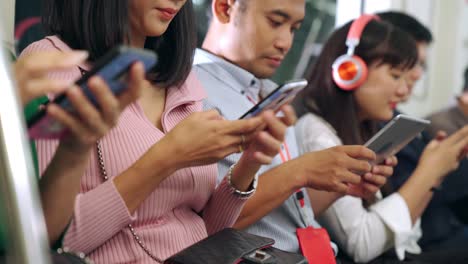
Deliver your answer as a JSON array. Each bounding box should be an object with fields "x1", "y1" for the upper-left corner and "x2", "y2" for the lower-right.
[
  {"x1": 298, "y1": 19, "x2": 418, "y2": 145},
  {"x1": 42, "y1": 0, "x2": 197, "y2": 88},
  {"x1": 378, "y1": 11, "x2": 433, "y2": 44}
]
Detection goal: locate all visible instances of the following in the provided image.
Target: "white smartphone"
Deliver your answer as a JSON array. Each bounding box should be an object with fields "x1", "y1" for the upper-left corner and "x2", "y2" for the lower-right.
[
  {"x1": 365, "y1": 114, "x2": 431, "y2": 165},
  {"x1": 239, "y1": 79, "x2": 308, "y2": 119}
]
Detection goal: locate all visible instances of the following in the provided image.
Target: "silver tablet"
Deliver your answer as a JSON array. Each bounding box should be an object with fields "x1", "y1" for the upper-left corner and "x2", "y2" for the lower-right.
[{"x1": 365, "y1": 114, "x2": 431, "y2": 165}]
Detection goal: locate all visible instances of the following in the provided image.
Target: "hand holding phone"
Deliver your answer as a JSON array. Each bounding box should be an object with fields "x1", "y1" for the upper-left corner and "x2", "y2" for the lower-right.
[
  {"x1": 239, "y1": 79, "x2": 307, "y2": 119},
  {"x1": 14, "y1": 50, "x2": 89, "y2": 106},
  {"x1": 28, "y1": 46, "x2": 157, "y2": 139},
  {"x1": 364, "y1": 114, "x2": 430, "y2": 165}
]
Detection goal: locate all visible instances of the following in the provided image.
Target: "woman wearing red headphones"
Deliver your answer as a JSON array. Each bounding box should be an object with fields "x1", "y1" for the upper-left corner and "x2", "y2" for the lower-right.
[{"x1": 294, "y1": 15, "x2": 468, "y2": 263}]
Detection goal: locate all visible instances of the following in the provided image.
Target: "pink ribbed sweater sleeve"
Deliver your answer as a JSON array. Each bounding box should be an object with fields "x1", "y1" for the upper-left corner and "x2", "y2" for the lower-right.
[
  {"x1": 22, "y1": 40, "x2": 136, "y2": 253},
  {"x1": 63, "y1": 180, "x2": 136, "y2": 253},
  {"x1": 202, "y1": 177, "x2": 251, "y2": 235}
]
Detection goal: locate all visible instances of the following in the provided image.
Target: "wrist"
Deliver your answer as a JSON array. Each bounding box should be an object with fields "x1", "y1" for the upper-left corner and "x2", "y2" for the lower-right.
[
  {"x1": 230, "y1": 154, "x2": 261, "y2": 191},
  {"x1": 228, "y1": 163, "x2": 257, "y2": 196},
  {"x1": 237, "y1": 152, "x2": 262, "y2": 174},
  {"x1": 289, "y1": 158, "x2": 308, "y2": 190},
  {"x1": 407, "y1": 166, "x2": 441, "y2": 192},
  {"x1": 58, "y1": 139, "x2": 93, "y2": 154},
  {"x1": 56, "y1": 141, "x2": 92, "y2": 162}
]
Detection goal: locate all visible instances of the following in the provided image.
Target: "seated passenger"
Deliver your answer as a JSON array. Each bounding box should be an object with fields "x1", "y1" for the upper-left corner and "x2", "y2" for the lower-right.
[
  {"x1": 0, "y1": 49, "x2": 143, "y2": 259},
  {"x1": 25, "y1": 0, "x2": 292, "y2": 263},
  {"x1": 194, "y1": 1, "x2": 394, "y2": 263},
  {"x1": 379, "y1": 11, "x2": 468, "y2": 251},
  {"x1": 295, "y1": 15, "x2": 468, "y2": 263}
]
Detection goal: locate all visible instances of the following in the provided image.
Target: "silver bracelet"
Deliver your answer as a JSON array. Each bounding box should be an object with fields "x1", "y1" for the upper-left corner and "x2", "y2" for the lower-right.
[{"x1": 227, "y1": 163, "x2": 258, "y2": 197}]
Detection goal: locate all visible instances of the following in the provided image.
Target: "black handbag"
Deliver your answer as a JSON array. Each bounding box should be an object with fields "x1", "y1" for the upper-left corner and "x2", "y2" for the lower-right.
[
  {"x1": 164, "y1": 228, "x2": 308, "y2": 264},
  {"x1": 51, "y1": 248, "x2": 93, "y2": 264}
]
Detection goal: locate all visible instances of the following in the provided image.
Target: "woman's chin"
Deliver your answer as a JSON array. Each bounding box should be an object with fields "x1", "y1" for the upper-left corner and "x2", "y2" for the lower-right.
[
  {"x1": 145, "y1": 24, "x2": 170, "y2": 37},
  {"x1": 381, "y1": 112, "x2": 394, "y2": 121}
]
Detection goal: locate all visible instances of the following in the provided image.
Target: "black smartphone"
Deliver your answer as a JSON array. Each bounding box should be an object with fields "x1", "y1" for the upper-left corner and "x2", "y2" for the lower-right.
[
  {"x1": 27, "y1": 46, "x2": 157, "y2": 139},
  {"x1": 239, "y1": 79, "x2": 308, "y2": 119}
]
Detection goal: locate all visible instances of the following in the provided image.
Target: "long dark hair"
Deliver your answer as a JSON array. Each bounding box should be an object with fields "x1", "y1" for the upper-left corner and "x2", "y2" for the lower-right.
[
  {"x1": 297, "y1": 19, "x2": 418, "y2": 145},
  {"x1": 42, "y1": 0, "x2": 197, "y2": 88}
]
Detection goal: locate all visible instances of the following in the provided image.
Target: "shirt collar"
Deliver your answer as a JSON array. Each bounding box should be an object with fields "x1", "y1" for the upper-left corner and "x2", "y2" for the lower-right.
[
  {"x1": 45, "y1": 35, "x2": 91, "y2": 71},
  {"x1": 194, "y1": 48, "x2": 277, "y2": 102},
  {"x1": 165, "y1": 71, "x2": 207, "y2": 109}
]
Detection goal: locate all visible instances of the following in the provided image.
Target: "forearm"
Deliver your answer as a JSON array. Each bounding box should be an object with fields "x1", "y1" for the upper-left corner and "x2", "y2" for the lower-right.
[
  {"x1": 113, "y1": 142, "x2": 178, "y2": 214},
  {"x1": 306, "y1": 188, "x2": 343, "y2": 217},
  {"x1": 233, "y1": 160, "x2": 302, "y2": 229},
  {"x1": 39, "y1": 142, "x2": 92, "y2": 245},
  {"x1": 398, "y1": 167, "x2": 436, "y2": 224}
]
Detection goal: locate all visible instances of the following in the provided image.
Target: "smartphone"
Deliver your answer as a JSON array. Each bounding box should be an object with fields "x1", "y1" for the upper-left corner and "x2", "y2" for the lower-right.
[
  {"x1": 239, "y1": 79, "x2": 308, "y2": 119},
  {"x1": 27, "y1": 46, "x2": 158, "y2": 139},
  {"x1": 365, "y1": 114, "x2": 431, "y2": 165}
]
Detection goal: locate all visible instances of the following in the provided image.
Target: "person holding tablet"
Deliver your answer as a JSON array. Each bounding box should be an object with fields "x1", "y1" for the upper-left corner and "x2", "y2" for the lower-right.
[
  {"x1": 379, "y1": 11, "x2": 468, "y2": 252},
  {"x1": 294, "y1": 15, "x2": 468, "y2": 263}
]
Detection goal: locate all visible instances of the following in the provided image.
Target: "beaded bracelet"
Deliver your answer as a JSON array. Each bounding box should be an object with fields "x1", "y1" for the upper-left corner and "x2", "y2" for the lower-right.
[{"x1": 227, "y1": 163, "x2": 258, "y2": 197}]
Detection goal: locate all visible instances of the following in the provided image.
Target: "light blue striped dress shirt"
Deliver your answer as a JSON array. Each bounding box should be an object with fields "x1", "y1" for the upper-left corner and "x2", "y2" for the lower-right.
[{"x1": 193, "y1": 48, "x2": 336, "y2": 254}]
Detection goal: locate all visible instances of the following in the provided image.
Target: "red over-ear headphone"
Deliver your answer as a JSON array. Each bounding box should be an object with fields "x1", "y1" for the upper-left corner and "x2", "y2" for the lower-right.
[{"x1": 332, "y1": 14, "x2": 380, "y2": 91}]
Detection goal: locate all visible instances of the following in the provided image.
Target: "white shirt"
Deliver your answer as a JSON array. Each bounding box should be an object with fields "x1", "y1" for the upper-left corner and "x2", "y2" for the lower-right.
[{"x1": 295, "y1": 113, "x2": 422, "y2": 263}]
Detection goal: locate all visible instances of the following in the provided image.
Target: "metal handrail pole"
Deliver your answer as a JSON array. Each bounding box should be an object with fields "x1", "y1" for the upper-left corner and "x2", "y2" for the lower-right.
[{"x1": 0, "y1": 29, "x2": 50, "y2": 263}]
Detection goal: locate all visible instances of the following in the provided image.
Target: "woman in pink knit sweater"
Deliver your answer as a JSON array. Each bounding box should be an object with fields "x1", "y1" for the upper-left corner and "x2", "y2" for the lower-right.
[{"x1": 22, "y1": 0, "x2": 296, "y2": 263}]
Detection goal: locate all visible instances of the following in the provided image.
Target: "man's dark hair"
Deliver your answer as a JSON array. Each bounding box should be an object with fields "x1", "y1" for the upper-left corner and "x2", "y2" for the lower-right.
[
  {"x1": 42, "y1": 0, "x2": 197, "y2": 88},
  {"x1": 378, "y1": 11, "x2": 433, "y2": 44}
]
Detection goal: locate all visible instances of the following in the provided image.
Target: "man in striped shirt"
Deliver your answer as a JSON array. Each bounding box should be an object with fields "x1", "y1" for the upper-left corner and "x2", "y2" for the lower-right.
[{"x1": 193, "y1": 0, "x2": 395, "y2": 259}]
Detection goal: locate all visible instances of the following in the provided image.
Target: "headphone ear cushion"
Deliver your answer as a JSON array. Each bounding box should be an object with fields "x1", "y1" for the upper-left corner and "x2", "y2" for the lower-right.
[{"x1": 332, "y1": 55, "x2": 368, "y2": 91}]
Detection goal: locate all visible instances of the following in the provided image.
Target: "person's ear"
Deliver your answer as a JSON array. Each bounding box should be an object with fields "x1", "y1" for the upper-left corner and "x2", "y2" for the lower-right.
[{"x1": 212, "y1": 0, "x2": 236, "y2": 24}]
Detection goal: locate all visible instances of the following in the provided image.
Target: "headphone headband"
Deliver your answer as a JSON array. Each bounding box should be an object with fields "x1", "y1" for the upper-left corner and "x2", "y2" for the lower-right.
[{"x1": 346, "y1": 14, "x2": 380, "y2": 55}]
